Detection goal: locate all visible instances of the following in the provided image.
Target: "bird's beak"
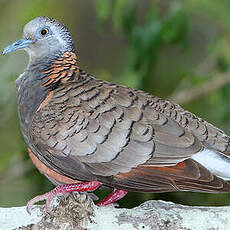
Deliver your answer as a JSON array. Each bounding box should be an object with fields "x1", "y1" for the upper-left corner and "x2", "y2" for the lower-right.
[{"x1": 2, "y1": 38, "x2": 35, "y2": 55}]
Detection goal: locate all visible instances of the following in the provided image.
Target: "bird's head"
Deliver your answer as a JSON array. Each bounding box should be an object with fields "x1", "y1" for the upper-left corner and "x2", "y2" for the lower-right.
[{"x1": 2, "y1": 17, "x2": 75, "y2": 61}]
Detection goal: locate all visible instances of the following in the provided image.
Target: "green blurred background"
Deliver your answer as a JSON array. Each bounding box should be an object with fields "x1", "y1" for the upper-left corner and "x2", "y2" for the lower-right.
[{"x1": 1, "y1": 0, "x2": 230, "y2": 208}]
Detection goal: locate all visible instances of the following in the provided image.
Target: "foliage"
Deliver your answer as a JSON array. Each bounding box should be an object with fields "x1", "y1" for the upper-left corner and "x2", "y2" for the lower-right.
[{"x1": 96, "y1": 0, "x2": 188, "y2": 91}]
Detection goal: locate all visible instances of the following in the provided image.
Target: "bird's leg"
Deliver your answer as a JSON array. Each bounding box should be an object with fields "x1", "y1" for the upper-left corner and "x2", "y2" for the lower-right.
[
  {"x1": 26, "y1": 181, "x2": 102, "y2": 214},
  {"x1": 97, "y1": 189, "x2": 128, "y2": 206}
]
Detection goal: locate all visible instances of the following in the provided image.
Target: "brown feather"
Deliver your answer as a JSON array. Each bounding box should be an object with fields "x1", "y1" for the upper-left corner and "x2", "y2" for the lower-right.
[{"x1": 111, "y1": 159, "x2": 230, "y2": 193}]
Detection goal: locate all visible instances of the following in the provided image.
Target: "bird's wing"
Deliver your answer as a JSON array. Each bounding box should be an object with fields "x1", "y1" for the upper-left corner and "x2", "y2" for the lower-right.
[
  {"x1": 149, "y1": 96, "x2": 230, "y2": 156},
  {"x1": 111, "y1": 158, "x2": 230, "y2": 193},
  {"x1": 29, "y1": 76, "x2": 230, "y2": 192}
]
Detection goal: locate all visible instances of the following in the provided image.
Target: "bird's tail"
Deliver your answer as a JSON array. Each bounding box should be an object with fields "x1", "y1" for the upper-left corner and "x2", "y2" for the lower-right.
[
  {"x1": 108, "y1": 158, "x2": 230, "y2": 193},
  {"x1": 192, "y1": 148, "x2": 230, "y2": 181}
]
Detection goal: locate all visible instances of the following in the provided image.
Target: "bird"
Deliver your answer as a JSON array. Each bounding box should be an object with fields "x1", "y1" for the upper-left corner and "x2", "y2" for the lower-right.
[{"x1": 3, "y1": 16, "x2": 230, "y2": 214}]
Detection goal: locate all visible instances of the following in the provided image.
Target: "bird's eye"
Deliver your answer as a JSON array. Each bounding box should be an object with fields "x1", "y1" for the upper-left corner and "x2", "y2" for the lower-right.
[
  {"x1": 36, "y1": 26, "x2": 52, "y2": 38},
  {"x1": 40, "y1": 28, "x2": 49, "y2": 36}
]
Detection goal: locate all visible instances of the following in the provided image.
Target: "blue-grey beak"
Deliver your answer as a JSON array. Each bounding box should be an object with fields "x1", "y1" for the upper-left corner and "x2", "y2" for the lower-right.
[{"x1": 2, "y1": 38, "x2": 35, "y2": 55}]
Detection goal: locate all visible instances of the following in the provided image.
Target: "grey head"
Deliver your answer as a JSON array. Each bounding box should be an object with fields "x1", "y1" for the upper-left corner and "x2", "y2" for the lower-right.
[
  {"x1": 3, "y1": 17, "x2": 75, "y2": 63},
  {"x1": 2, "y1": 17, "x2": 76, "y2": 142}
]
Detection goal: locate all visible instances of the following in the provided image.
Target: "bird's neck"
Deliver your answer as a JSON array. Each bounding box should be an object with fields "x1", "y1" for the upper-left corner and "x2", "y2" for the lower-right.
[
  {"x1": 26, "y1": 50, "x2": 79, "y2": 88},
  {"x1": 40, "y1": 51, "x2": 79, "y2": 88},
  {"x1": 16, "y1": 50, "x2": 79, "y2": 144},
  {"x1": 28, "y1": 50, "x2": 77, "y2": 73}
]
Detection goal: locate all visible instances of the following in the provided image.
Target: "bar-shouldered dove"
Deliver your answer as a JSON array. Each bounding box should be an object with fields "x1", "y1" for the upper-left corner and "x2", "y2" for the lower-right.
[{"x1": 3, "y1": 17, "x2": 230, "y2": 214}]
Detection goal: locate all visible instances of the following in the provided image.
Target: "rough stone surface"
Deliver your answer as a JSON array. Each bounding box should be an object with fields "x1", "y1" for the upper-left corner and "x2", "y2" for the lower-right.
[
  {"x1": 1, "y1": 193, "x2": 230, "y2": 230},
  {"x1": 0, "y1": 205, "x2": 42, "y2": 230}
]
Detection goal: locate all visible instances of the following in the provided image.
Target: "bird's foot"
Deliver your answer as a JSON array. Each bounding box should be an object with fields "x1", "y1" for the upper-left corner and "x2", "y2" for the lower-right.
[
  {"x1": 97, "y1": 189, "x2": 128, "y2": 206},
  {"x1": 26, "y1": 181, "x2": 102, "y2": 214}
]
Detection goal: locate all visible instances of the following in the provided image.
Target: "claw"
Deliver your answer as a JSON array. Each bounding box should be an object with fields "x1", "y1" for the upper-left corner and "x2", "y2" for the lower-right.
[
  {"x1": 26, "y1": 181, "x2": 101, "y2": 214},
  {"x1": 26, "y1": 182, "x2": 127, "y2": 214},
  {"x1": 26, "y1": 191, "x2": 54, "y2": 214},
  {"x1": 97, "y1": 189, "x2": 127, "y2": 206}
]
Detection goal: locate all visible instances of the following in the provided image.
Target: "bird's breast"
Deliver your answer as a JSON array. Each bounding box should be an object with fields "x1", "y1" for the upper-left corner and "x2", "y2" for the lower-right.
[{"x1": 16, "y1": 71, "x2": 48, "y2": 145}]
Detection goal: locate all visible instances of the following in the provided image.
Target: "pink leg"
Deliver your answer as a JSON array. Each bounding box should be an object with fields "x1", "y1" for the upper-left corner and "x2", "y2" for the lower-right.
[
  {"x1": 97, "y1": 189, "x2": 128, "y2": 207},
  {"x1": 26, "y1": 181, "x2": 102, "y2": 214}
]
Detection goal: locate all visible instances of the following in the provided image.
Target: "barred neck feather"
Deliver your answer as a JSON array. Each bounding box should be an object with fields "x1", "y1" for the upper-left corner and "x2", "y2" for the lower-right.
[
  {"x1": 41, "y1": 51, "x2": 80, "y2": 89},
  {"x1": 16, "y1": 50, "x2": 80, "y2": 145}
]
